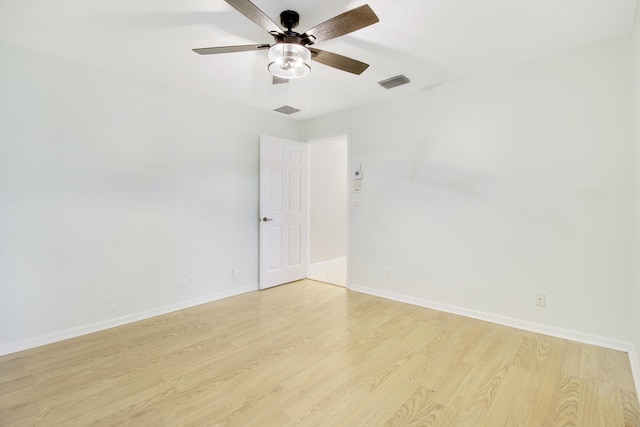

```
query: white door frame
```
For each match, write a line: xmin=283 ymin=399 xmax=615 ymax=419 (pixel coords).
xmin=305 ymin=132 xmax=351 ymax=289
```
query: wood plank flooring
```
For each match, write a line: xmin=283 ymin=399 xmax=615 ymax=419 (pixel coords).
xmin=1 ymin=279 xmax=639 ymax=426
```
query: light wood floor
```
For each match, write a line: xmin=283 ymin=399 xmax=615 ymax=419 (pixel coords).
xmin=2 ymin=280 xmax=639 ymax=426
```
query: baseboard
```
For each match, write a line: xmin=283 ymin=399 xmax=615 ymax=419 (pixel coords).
xmin=629 ymin=346 xmax=640 ymax=397
xmin=349 ymin=283 xmax=634 ymax=353
xmin=0 ymin=284 xmax=258 ymax=356
xmin=308 ymin=256 xmax=347 ymax=286
xmin=350 ymin=283 xmax=640 ymax=398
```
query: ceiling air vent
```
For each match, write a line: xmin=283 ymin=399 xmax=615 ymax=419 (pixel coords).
xmin=274 ymin=105 xmax=301 ymax=115
xmin=378 ymin=74 xmax=410 ymax=90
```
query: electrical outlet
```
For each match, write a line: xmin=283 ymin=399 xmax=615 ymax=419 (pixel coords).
xmin=384 ymin=268 xmax=390 ymax=279
xmin=536 ymin=293 xmax=546 ymax=307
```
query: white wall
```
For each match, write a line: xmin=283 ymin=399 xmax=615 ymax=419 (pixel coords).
xmin=0 ymin=41 xmax=301 ymax=353
xmin=1 ymin=34 xmax=636 ymax=354
xmin=305 ymin=36 xmax=634 ymax=341
xmin=632 ymin=6 xmax=640 ymax=362
xmin=307 ymin=135 xmax=348 ymax=286
xmin=308 ymin=136 xmax=348 ymax=264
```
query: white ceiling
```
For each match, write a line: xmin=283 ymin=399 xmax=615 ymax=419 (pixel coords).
xmin=0 ymin=0 xmax=637 ymax=120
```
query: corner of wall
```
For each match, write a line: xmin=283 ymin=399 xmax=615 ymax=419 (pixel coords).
xmin=633 ymin=0 xmax=640 ymax=373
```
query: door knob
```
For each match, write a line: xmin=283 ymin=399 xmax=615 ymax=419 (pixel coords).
xmin=262 ymin=217 xmax=273 ymax=222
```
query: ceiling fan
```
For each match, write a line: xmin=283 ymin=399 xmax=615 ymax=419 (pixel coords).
xmin=193 ymin=0 xmax=379 ymax=84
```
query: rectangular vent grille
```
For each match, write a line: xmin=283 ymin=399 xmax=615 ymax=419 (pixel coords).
xmin=378 ymin=75 xmax=410 ymax=90
xmin=274 ymin=105 xmax=301 ymax=115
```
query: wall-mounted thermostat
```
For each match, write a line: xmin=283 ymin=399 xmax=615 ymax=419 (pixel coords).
xmin=353 ymin=163 xmax=362 ymax=193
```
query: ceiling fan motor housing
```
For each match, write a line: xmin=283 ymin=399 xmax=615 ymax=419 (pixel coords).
xmin=280 ymin=10 xmax=300 ymax=30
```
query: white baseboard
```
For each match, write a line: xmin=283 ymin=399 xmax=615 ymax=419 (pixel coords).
xmin=5 ymin=281 xmax=640 ymax=399
xmin=629 ymin=346 xmax=640 ymax=398
xmin=350 ymin=283 xmax=640 ymax=399
xmin=349 ymin=283 xmax=634 ymax=353
xmin=309 ymin=256 xmax=347 ymax=286
xmin=0 ymin=284 xmax=258 ymax=356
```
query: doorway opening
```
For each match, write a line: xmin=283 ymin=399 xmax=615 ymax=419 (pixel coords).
xmin=307 ymin=134 xmax=349 ymax=287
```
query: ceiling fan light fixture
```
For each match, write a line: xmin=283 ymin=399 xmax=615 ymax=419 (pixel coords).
xmin=268 ymin=42 xmax=311 ymax=79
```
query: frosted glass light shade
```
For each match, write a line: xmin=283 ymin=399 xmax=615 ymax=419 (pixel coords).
xmin=268 ymin=43 xmax=311 ymax=79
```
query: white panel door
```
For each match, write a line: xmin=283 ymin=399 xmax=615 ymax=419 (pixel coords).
xmin=259 ymin=135 xmax=307 ymax=289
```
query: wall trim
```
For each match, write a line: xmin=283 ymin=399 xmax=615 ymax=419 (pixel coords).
xmin=308 ymin=256 xmax=347 ymax=285
xmin=0 ymin=284 xmax=258 ymax=357
xmin=4 ymin=281 xmax=639 ymax=397
xmin=350 ymin=283 xmax=640 ymax=397
xmin=629 ymin=346 xmax=640 ymax=398
xmin=349 ymin=283 xmax=634 ymax=352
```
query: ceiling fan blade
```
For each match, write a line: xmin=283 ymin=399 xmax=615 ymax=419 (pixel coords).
xmin=309 ymin=48 xmax=369 ymax=75
xmin=224 ymin=0 xmax=283 ymax=35
xmin=272 ymin=76 xmax=289 ymax=85
xmin=303 ymin=5 xmax=379 ymax=44
xmin=193 ymin=44 xmax=270 ymax=55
